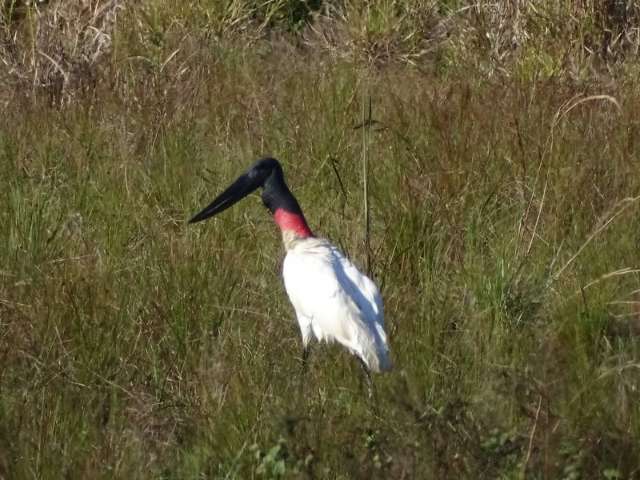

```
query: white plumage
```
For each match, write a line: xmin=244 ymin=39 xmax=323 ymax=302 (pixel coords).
xmin=282 ymin=236 xmax=392 ymax=373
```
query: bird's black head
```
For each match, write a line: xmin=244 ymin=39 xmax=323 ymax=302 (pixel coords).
xmin=189 ymin=157 xmax=290 ymax=223
xmin=249 ymin=157 xmax=282 ymax=185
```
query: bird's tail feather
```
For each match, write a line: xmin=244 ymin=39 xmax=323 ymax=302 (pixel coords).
xmin=351 ymin=327 xmax=392 ymax=373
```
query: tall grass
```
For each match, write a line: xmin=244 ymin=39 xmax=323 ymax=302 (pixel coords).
xmin=1 ymin=1 xmax=640 ymax=478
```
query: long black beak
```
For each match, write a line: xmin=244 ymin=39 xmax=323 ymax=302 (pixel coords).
xmin=189 ymin=170 xmax=263 ymax=223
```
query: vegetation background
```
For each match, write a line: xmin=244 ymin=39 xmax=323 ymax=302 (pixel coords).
xmin=1 ymin=0 xmax=640 ymax=478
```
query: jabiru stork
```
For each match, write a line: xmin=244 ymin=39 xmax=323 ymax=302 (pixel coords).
xmin=189 ymin=157 xmax=392 ymax=383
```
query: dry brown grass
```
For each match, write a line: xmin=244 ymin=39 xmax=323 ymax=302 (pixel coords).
xmin=1 ymin=0 xmax=122 ymax=105
xmin=2 ymin=1 xmax=639 ymax=107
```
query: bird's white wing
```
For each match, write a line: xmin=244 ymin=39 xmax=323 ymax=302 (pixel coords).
xmin=282 ymin=239 xmax=391 ymax=372
xmin=330 ymin=246 xmax=388 ymax=346
xmin=331 ymin=248 xmax=384 ymax=322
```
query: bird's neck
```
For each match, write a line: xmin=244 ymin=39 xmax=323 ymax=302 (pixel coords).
xmin=262 ymin=172 xmax=313 ymax=247
xmin=273 ymin=208 xmax=313 ymax=241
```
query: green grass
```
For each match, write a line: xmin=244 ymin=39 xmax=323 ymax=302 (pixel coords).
xmin=2 ymin=1 xmax=640 ymax=478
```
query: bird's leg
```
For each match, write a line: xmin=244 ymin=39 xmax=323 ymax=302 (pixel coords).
xmin=301 ymin=345 xmax=311 ymax=374
xmin=297 ymin=344 xmax=311 ymax=399
xmin=356 ymin=359 xmax=382 ymax=417
xmin=298 ymin=324 xmax=313 ymax=376
xmin=357 ymin=357 xmax=374 ymax=400
xmin=285 ymin=345 xmax=310 ymax=431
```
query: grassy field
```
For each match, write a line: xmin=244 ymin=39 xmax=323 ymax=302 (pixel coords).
xmin=1 ymin=1 xmax=640 ymax=478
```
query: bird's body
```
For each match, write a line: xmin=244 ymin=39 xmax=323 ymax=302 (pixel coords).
xmin=283 ymin=235 xmax=391 ymax=372
xmin=190 ymin=157 xmax=392 ymax=375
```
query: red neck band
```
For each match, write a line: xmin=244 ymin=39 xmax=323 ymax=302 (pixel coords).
xmin=273 ymin=208 xmax=313 ymax=238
